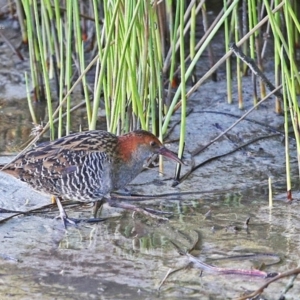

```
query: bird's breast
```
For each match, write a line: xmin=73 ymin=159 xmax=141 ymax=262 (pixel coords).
xmin=111 ymin=159 xmax=145 ymax=190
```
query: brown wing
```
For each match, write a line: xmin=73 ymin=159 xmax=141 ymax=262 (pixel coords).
xmin=1 ymin=130 xmax=117 ymax=184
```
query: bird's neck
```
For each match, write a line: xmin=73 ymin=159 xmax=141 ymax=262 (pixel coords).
xmin=116 ymin=135 xmax=139 ymax=162
xmin=112 ymin=136 xmax=150 ymax=190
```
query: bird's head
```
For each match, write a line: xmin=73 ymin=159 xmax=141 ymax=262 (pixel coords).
xmin=117 ymin=130 xmax=183 ymax=164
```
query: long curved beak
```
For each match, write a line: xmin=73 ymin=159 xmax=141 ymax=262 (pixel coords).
xmin=157 ymin=147 xmax=184 ymax=164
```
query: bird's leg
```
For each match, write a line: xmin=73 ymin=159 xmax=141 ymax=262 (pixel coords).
xmin=55 ymin=197 xmax=76 ymax=228
xmin=55 ymin=197 xmax=106 ymax=228
xmin=51 ymin=195 xmax=56 ymax=204
xmin=92 ymin=198 xmax=105 ymax=218
xmin=107 ymin=197 xmax=171 ymax=221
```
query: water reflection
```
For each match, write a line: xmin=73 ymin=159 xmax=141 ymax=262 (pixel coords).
xmin=0 ymin=187 xmax=299 ymax=298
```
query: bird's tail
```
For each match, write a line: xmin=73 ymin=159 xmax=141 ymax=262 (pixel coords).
xmin=0 ymin=163 xmax=10 ymax=171
xmin=0 ymin=164 xmax=18 ymax=177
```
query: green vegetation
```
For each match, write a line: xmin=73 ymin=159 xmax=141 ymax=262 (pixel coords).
xmin=17 ymin=0 xmax=300 ymax=188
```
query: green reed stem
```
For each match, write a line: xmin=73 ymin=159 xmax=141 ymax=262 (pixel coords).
xmin=58 ymin=20 xmax=64 ymax=138
xmin=25 ymin=72 xmax=37 ymax=125
xmin=53 ymin=0 xmax=61 ymax=67
xmin=190 ymin=1 xmax=196 ymax=60
xmin=65 ymin=0 xmax=73 ymax=135
xmin=284 ymin=1 xmax=300 ymax=183
xmin=21 ymin=0 xmax=39 ymax=103
xmin=178 ymin=0 xmax=187 ymax=163
xmin=166 ymin=1 xmax=180 ymax=108
xmin=224 ymin=0 xmax=232 ymax=104
xmin=281 ymin=60 xmax=291 ymax=195
xmin=32 ymin=0 xmax=54 ymax=139
xmin=274 ymin=0 xmax=281 ymax=113
xmin=92 ymin=0 xmax=106 ymax=130
xmin=80 ymin=42 xmax=91 ymax=126
xmin=248 ymin=0 xmax=258 ymax=105
xmin=263 ymin=0 xmax=288 ymax=55
xmin=234 ymin=5 xmax=243 ymax=109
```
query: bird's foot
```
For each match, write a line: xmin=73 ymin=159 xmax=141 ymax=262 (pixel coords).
xmin=55 ymin=198 xmax=106 ymax=228
xmin=107 ymin=199 xmax=171 ymax=221
xmin=92 ymin=199 xmax=105 ymax=218
xmin=63 ymin=217 xmax=107 ymax=225
xmin=55 ymin=197 xmax=76 ymax=228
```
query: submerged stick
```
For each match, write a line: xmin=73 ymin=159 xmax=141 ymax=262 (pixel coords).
xmin=235 ymin=267 xmax=300 ymax=300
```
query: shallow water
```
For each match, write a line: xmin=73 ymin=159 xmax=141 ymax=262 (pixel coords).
xmin=1 ymin=171 xmax=300 ymax=300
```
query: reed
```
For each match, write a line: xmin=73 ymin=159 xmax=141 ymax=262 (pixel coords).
xmin=223 ymin=0 xmax=232 ymax=104
xmin=17 ymin=1 xmax=300 ymax=189
xmin=263 ymin=0 xmax=300 ymax=195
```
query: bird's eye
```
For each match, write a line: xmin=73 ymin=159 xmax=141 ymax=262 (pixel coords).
xmin=150 ymin=141 xmax=157 ymax=147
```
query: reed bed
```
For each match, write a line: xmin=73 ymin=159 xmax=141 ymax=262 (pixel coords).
xmin=14 ymin=0 xmax=300 ymax=188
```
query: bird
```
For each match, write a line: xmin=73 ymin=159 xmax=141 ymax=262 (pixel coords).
xmin=0 ymin=130 xmax=183 ymax=226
